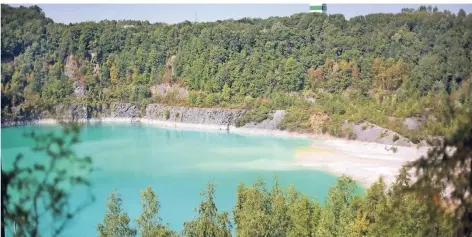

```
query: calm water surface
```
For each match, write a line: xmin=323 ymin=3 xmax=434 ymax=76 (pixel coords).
xmin=2 ymin=123 xmax=345 ymax=236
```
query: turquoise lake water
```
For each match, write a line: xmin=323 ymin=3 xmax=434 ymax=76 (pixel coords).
xmin=1 ymin=123 xmax=344 ymax=236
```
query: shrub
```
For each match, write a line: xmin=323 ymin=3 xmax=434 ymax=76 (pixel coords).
xmin=391 ymin=146 xmax=398 ymax=153
xmin=204 ymin=93 xmax=220 ymax=107
xmin=163 ymin=109 xmax=170 ymax=120
xmin=385 ymin=146 xmax=399 ymax=153
xmin=347 ymin=129 xmax=357 ymax=140
xmin=278 ymin=107 xmax=312 ymax=132
xmin=379 ymin=130 xmax=389 ymax=139
xmin=187 ymin=91 xmax=205 ymax=107
xmin=321 ymin=125 xmax=328 ymax=134
xmin=236 ymin=102 xmax=271 ymax=127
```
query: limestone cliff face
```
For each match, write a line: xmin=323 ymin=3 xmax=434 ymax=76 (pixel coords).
xmin=1 ymin=103 xmax=88 ymax=127
xmin=144 ymin=104 xmax=243 ymax=126
xmin=109 ymin=103 xmax=141 ymax=118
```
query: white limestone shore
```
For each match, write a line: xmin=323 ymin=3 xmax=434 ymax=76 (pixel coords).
xmin=8 ymin=118 xmax=429 ymax=187
xmin=24 ymin=118 xmax=316 ymax=139
xmin=294 ymin=140 xmax=428 ymax=187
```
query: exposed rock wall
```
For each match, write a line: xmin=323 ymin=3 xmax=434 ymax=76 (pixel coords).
xmin=342 ymin=121 xmax=413 ymax=146
xmin=1 ymin=103 xmax=88 ymax=127
xmin=50 ymin=103 xmax=88 ymax=120
xmin=242 ymin=110 xmax=286 ymax=130
xmin=110 ymin=103 xmax=141 ymax=118
xmin=144 ymin=104 xmax=243 ymax=126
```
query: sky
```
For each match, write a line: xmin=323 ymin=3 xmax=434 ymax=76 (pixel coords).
xmin=11 ymin=4 xmax=472 ymax=24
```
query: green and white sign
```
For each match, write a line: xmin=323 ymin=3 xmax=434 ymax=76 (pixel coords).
xmin=309 ymin=3 xmax=327 ymax=13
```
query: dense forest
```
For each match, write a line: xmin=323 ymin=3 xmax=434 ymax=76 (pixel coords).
xmin=1 ymin=4 xmax=472 ymax=140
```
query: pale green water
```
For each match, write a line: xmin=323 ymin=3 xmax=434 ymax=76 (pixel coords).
xmin=1 ymin=123 xmax=344 ymax=236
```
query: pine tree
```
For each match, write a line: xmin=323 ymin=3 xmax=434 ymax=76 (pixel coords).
xmin=135 ymin=186 xmax=177 ymax=237
xmin=97 ymin=189 xmax=137 ymax=237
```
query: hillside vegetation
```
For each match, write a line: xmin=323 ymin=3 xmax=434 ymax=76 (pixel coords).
xmin=1 ymin=4 xmax=472 ymax=141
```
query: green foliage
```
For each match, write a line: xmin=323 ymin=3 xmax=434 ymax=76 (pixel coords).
xmin=163 ymin=109 xmax=170 ymax=120
xmin=182 ymin=182 xmax=232 ymax=237
xmin=278 ymin=57 xmax=304 ymax=92
xmin=1 ymin=123 xmax=94 ymax=237
xmin=97 ymin=189 xmax=137 ymax=237
xmin=187 ymin=91 xmax=206 ymax=107
xmin=41 ymin=77 xmax=74 ymax=106
xmin=135 ymin=186 xmax=177 ymax=237
xmin=278 ymin=107 xmax=312 ymax=132
xmin=96 ymin=167 xmax=456 ymax=237
xmin=406 ymin=94 xmax=472 ymax=236
xmin=317 ymin=176 xmax=359 ymax=237
xmin=360 ymin=169 xmax=453 ymax=237
xmin=221 ymin=84 xmax=231 ymax=102
xmin=391 ymin=146 xmax=398 ymax=153
xmin=232 ymin=179 xmax=271 ymax=237
xmin=235 ymin=101 xmax=272 ymax=127
xmin=204 ymin=93 xmax=220 ymax=107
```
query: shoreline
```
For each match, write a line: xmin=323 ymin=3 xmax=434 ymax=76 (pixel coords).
xmin=3 ymin=117 xmax=421 ymax=145
xmin=2 ymin=117 xmax=318 ymax=139
xmin=3 ymin=118 xmax=429 ymax=187
xmin=294 ymin=141 xmax=428 ymax=187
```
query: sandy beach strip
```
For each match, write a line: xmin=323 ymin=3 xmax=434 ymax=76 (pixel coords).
xmin=295 ymin=140 xmax=429 ymax=187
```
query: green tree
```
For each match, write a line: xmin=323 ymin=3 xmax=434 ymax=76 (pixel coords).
xmin=183 ymin=182 xmax=231 ymax=237
xmin=316 ymin=176 xmax=359 ymax=237
xmin=279 ymin=57 xmax=304 ymax=92
xmin=221 ymin=83 xmax=231 ymax=102
xmin=286 ymin=185 xmax=316 ymax=237
xmin=232 ymin=179 xmax=270 ymax=237
xmin=409 ymin=54 xmax=442 ymax=95
xmin=97 ymin=189 xmax=137 ymax=237
xmin=267 ymin=176 xmax=290 ymax=237
xmin=135 ymin=186 xmax=176 ymax=237
xmin=407 ymin=94 xmax=472 ymax=236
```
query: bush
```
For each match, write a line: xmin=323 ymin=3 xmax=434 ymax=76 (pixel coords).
xmin=379 ymin=130 xmax=388 ymax=139
xmin=278 ymin=107 xmax=312 ymax=132
xmin=163 ymin=109 xmax=170 ymax=120
xmin=391 ymin=146 xmax=398 ymax=153
xmin=157 ymin=91 xmax=181 ymax=105
xmin=204 ymin=93 xmax=220 ymax=107
xmin=236 ymin=101 xmax=271 ymax=127
xmin=345 ymin=127 xmax=357 ymax=140
xmin=385 ymin=145 xmax=399 ymax=153
xmin=187 ymin=91 xmax=205 ymax=107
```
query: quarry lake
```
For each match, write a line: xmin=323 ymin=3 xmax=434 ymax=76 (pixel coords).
xmin=2 ymin=123 xmax=345 ymax=236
